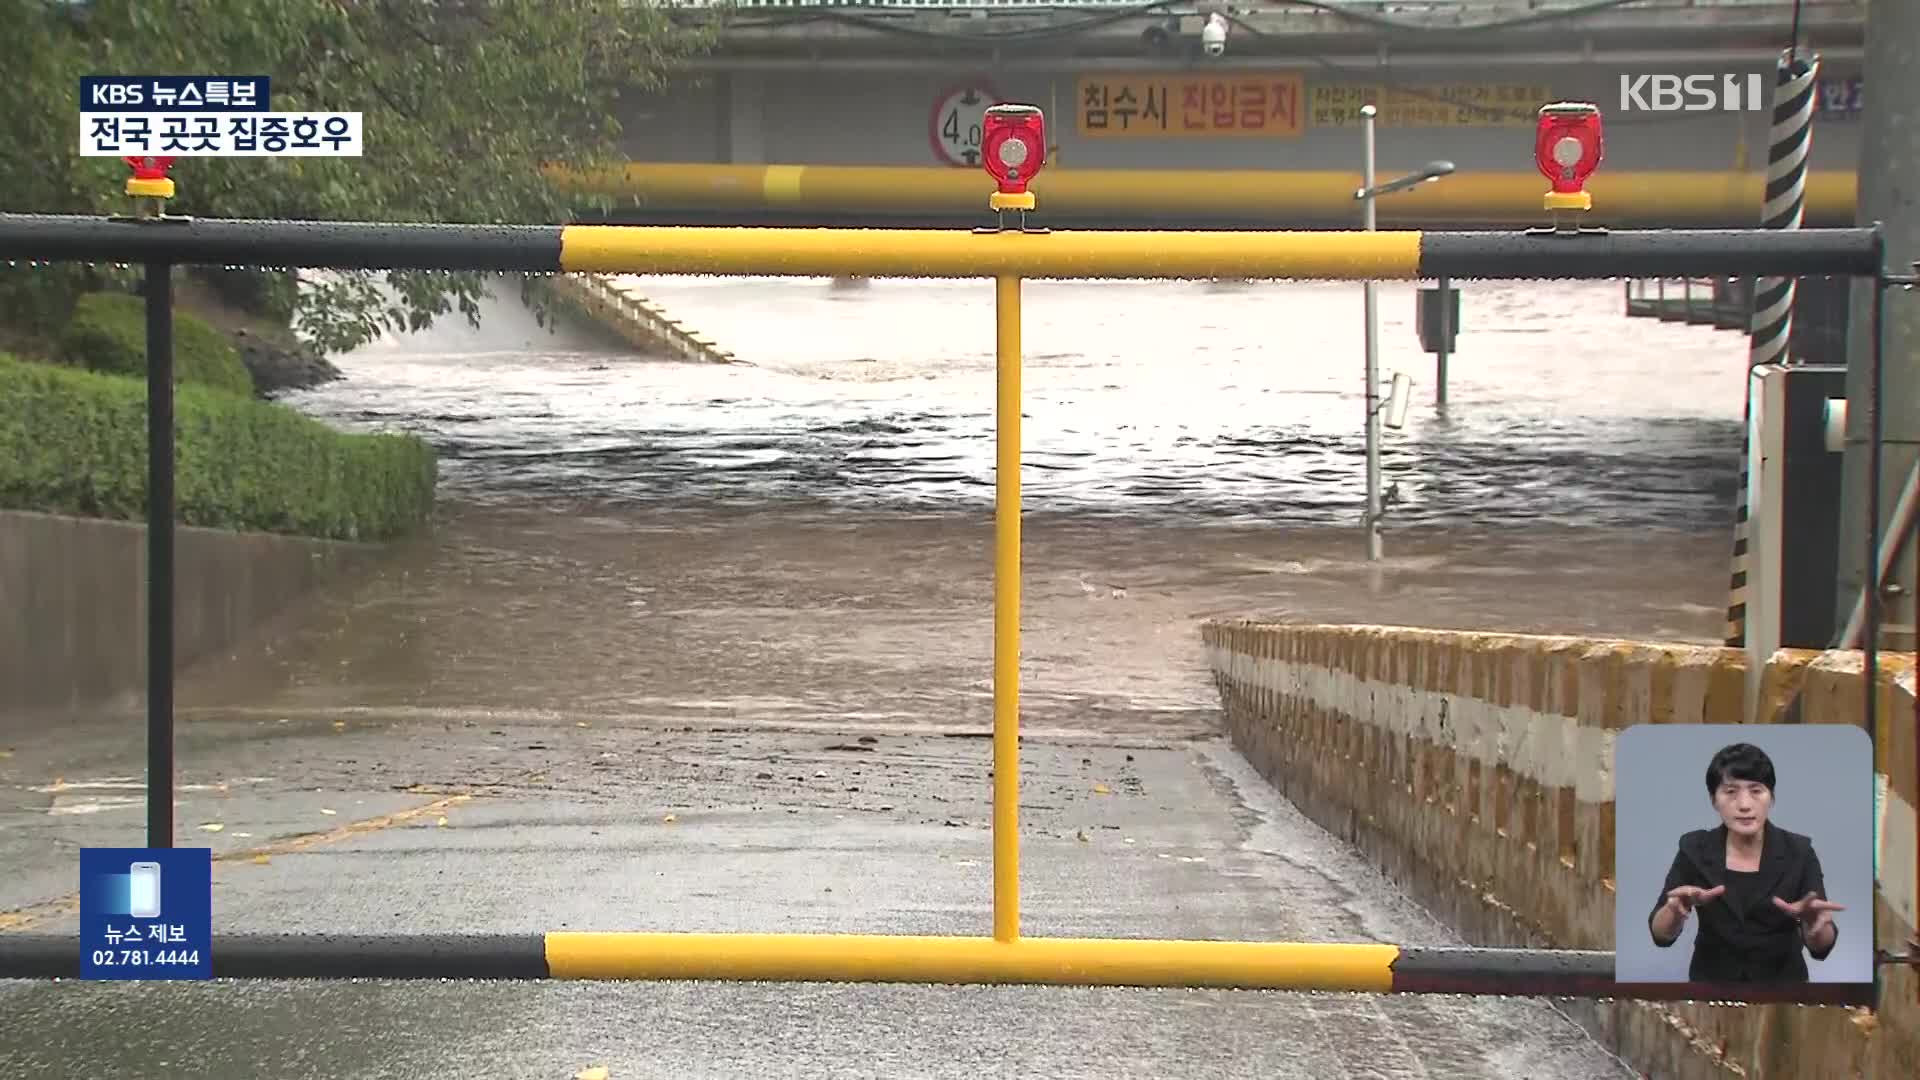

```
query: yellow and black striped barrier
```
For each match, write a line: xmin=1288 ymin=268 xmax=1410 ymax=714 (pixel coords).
xmin=543 ymin=163 xmax=1864 ymax=230
xmin=0 ymin=212 xmax=1896 ymax=1003
xmin=0 ymin=214 xmax=1886 ymax=282
xmin=0 ymin=931 xmax=1879 ymax=1002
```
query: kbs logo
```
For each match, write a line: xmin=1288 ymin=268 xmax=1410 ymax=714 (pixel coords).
xmin=88 ymin=83 xmax=146 ymax=107
xmin=1619 ymin=74 xmax=1767 ymax=112
xmin=79 ymin=76 xmax=270 ymax=112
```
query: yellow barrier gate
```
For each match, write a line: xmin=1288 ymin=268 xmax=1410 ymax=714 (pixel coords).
xmin=0 ymin=105 xmax=1909 ymax=1004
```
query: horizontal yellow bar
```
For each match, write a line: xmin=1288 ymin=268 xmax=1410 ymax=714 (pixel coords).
xmin=543 ymin=932 xmax=1401 ymax=991
xmin=547 ymin=163 xmax=1858 ymax=224
xmin=558 ymin=226 xmax=1421 ymax=279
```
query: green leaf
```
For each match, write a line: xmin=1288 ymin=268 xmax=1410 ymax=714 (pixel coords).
xmin=1 ymin=0 xmax=718 ymax=353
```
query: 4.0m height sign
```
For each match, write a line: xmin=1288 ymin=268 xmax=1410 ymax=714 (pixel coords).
xmin=930 ymin=81 xmax=1004 ymax=167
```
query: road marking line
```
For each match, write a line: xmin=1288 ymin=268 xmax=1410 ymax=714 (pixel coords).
xmin=0 ymin=793 xmax=474 ymax=934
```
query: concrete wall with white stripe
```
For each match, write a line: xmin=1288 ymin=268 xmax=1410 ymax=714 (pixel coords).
xmin=1201 ymin=620 xmax=1918 ymax=1080
xmin=620 ymin=60 xmax=1866 ymax=175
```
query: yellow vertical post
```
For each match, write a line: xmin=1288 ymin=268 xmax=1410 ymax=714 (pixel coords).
xmin=992 ymin=272 xmax=1022 ymax=943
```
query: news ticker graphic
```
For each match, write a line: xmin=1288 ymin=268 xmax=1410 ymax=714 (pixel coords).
xmin=79 ymin=75 xmax=361 ymax=158
xmin=79 ymin=848 xmax=212 ymax=980
xmin=82 ymin=114 xmax=362 ymax=157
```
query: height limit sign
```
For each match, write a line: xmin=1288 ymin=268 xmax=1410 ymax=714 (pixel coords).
xmin=930 ymin=81 xmax=1004 ymax=167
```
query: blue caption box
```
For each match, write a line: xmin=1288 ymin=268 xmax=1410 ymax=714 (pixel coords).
xmin=79 ymin=76 xmax=270 ymax=113
xmin=79 ymin=848 xmax=212 ymax=980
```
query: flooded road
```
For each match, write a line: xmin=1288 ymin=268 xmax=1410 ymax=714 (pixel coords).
xmin=300 ymin=275 xmax=1748 ymax=529
xmin=180 ymin=274 xmax=1746 ymax=727
xmin=0 ymin=274 xmax=1748 ymax=1078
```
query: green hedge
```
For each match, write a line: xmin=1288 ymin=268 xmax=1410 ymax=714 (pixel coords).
xmin=0 ymin=354 xmax=436 ymax=541
xmin=57 ymin=291 xmax=255 ymax=398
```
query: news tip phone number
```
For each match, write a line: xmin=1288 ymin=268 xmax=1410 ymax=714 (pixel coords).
xmin=90 ymin=949 xmax=202 ymax=967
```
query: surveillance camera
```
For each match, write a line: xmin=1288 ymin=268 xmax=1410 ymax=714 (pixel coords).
xmin=1201 ymin=12 xmax=1227 ymax=57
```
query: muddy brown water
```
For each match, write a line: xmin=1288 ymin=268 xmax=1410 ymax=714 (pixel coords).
xmin=196 ymin=273 xmax=1744 ymax=725
xmin=177 ymin=506 xmax=1729 ymax=732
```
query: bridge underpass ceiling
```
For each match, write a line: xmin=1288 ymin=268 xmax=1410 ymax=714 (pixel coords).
xmin=679 ymin=0 xmax=1866 ymax=65
xmin=617 ymin=60 xmax=1865 ymax=176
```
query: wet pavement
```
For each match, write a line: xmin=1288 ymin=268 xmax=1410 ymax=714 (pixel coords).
xmin=0 ymin=705 xmax=1641 ymax=1079
xmin=0 ymin=274 xmax=1749 ymax=1077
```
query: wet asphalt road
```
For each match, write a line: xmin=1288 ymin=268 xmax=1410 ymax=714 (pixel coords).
xmin=0 ymin=707 xmax=1636 ymax=1079
xmin=0 ymin=503 xmax=1723 ymax=1079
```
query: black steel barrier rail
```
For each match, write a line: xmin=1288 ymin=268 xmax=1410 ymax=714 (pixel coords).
xmin=0 ymin=213 xmax=1887 ymax=280
xmin=0 ymin=933 xmax=1878 ymax=1004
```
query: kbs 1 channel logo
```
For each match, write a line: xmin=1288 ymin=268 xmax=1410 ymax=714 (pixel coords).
xmin=78 ymin=75 xmax=362 ymax=158
xmin=1617 ymin=74 xmax=1768 ymax=113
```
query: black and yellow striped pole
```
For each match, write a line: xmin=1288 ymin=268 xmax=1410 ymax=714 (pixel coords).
xmin=0 ymin=930 xmax=1881 ymax=1003
xmin=1726 ymin=48 xmax=1823 ymax=650
xmin=0 ymin=216 xmax=1885 ymax=281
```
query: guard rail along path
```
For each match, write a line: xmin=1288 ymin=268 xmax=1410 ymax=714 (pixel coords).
xmin=544 ymin=271 xmax=738 ymax=364
xmin=0 ymin=101 xmax=1911 ymax=1080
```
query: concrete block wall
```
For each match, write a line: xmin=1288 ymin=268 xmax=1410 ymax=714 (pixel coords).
xmin=1201 ymin=621 xmax=1917 ymax=1080
xmin=0 ymin=510 xmax=375 ymax=717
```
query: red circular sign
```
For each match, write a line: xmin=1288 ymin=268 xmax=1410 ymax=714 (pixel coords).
xmin=929 ymin=81 xmax=1004 ymax=168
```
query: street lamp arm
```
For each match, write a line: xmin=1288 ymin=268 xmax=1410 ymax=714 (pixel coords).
xmin=1354 ymin=160 xmax=1457 ymax=201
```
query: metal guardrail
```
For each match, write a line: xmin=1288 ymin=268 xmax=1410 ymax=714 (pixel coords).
xmin=545 ymin=272 xmax=738 ymax=364
xmin=550 ymin=165 xmax=1864 ymax=231
xmin=0 ymin=216 xmax=1882 ymax=278
xmin=1624 ymin=275 xmax=1754 ymax=330
xmin=0 ymin=932 xmax=1882 ymax=1002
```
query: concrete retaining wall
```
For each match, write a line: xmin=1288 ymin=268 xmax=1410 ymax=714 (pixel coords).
xmin=1201 ymin=621 xmax=1918 ymax=1080
xmin=0 ymin=510 xmax=374 ymax=717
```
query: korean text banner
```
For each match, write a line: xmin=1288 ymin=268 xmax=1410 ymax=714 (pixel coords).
xmin=1307 ymin=83 xmax=1553 ymax=127
xmin=1077 ymin=74 xmax=1305 ymax=137
xmin=80 ymin=113 xmax=365 ymax=157
xmin=79 ymin=76 xmax=271 ymax=112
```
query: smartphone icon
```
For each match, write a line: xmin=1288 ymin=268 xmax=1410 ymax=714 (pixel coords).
xmin=128 ymin=862 xmax=162 ymax=919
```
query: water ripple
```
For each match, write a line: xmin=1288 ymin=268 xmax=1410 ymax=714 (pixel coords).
xmin=288 ymin=276 xmax=1752 ymax=530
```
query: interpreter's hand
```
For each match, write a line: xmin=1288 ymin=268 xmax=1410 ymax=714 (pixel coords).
xmin=1662 ymin=884 xmax=1725 ymax=920
xmin=1772 ymin=891 xmax=1844 ymax=934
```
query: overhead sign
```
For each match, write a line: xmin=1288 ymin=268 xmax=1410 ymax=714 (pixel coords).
xmin=1076 ymin=74 xmax=1304 ymax=137
xmin=1309 ymin=83 xmax=1552 ymax=127
xmin=930 ymin=81 xmax=1003 ymax=167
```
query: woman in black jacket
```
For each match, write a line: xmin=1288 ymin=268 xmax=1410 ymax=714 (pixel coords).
xmin=1647 ymin=742 xmax=1843 ymax=982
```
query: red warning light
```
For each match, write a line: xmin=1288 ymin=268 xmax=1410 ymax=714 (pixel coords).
xmin=124 ymin=156 xmax=175 ymax=180
xmin=1534 ymin=103 xmax=1603 ymax=194
xmin=981 ymin=104 xmax=1046 ymax=195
